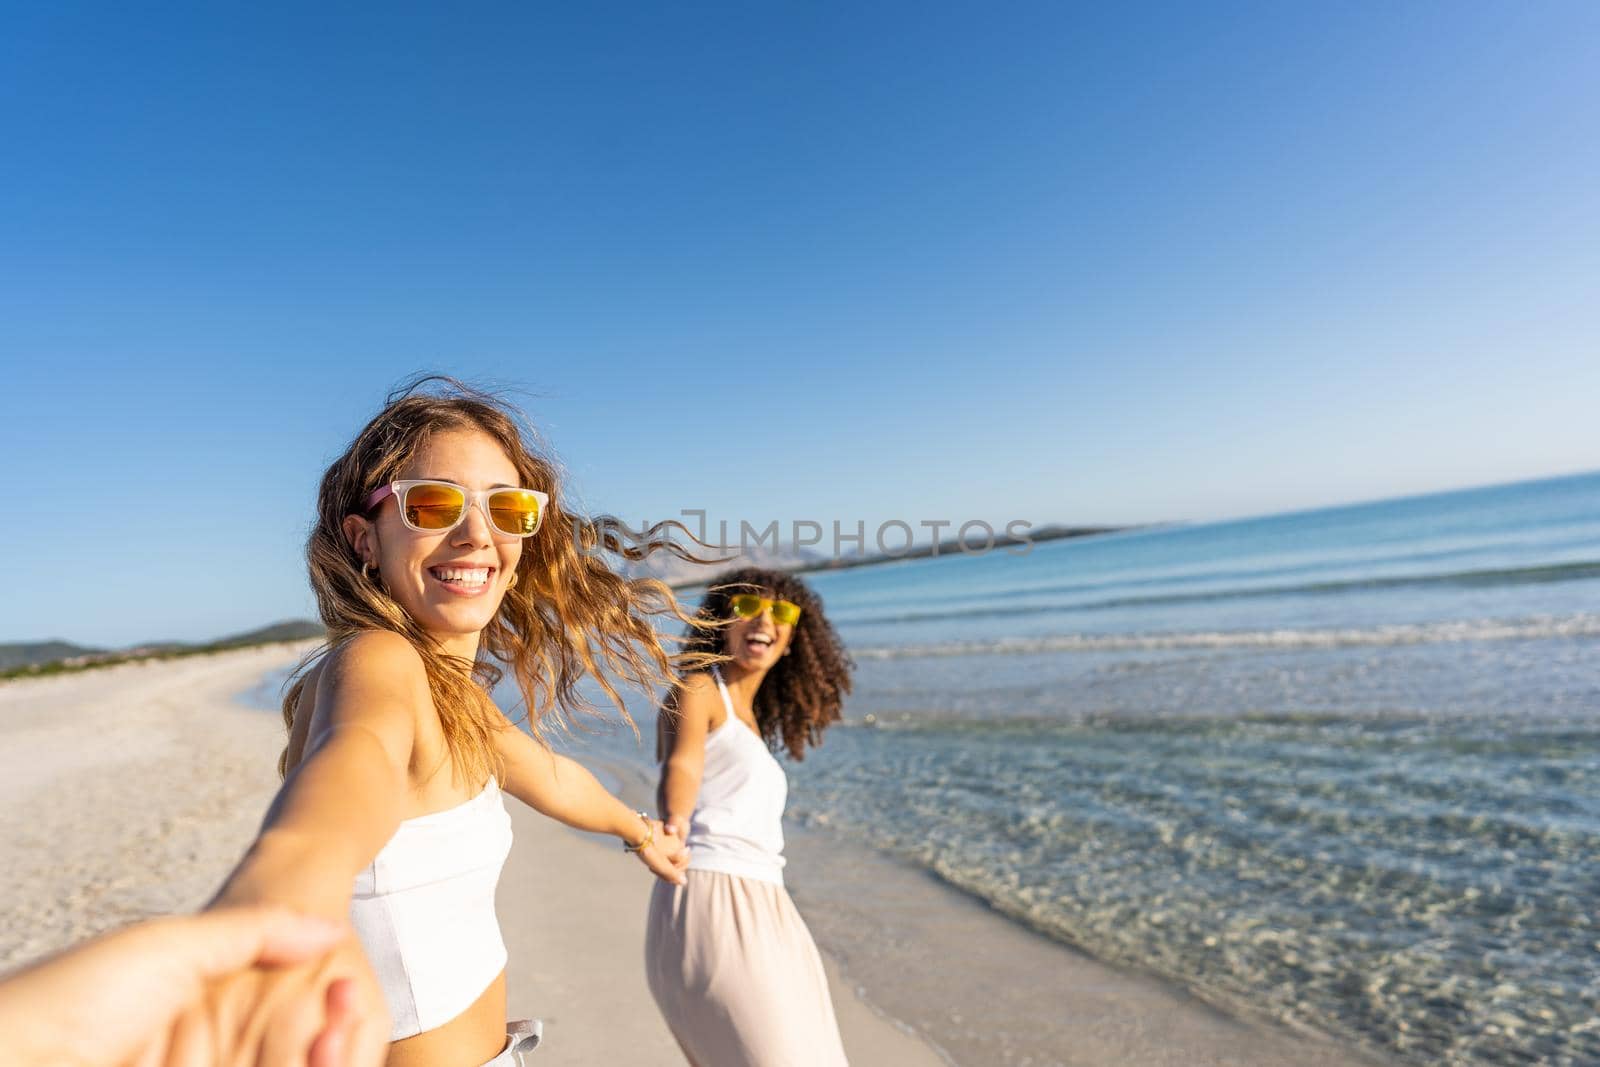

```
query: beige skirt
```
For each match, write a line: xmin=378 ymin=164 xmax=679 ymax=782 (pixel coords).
xmin=646 ymin=869 xmax=849 ymax=1067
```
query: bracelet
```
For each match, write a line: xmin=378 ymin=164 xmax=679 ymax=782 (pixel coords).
xmin=623 ymin=810 xmax=654 ymax=853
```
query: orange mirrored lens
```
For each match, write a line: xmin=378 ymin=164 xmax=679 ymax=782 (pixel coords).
xmin=403 ymin=483 xmax=467 ymax=530
xmin=489 ymin=489 xmax=542 ymax=536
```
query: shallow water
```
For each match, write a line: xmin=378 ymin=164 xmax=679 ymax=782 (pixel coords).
xmin=783 ymin=708 xmax=1599 ymax=1065
xmin=664 ymin=472 xmax=1600 ymax=1065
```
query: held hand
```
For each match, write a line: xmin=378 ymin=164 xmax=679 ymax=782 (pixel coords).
xmin=186 ymin=924 xmax=390 ymax=1067
xmin=631 ymin=817 xmax=690 ymax=885
xmin=0 ymin=907 xmax=383 ymax=1067
xmin=655 ymin=820 xmax=690 ymax=869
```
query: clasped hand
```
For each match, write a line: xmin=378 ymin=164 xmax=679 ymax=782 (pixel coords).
xmin=632 ymin=817 xmax=691 ymax=885
xmin=0 ymin=906 xmax=389 ymax=1067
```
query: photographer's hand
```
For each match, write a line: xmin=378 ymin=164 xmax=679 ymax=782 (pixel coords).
xmin=0 ymin=906 xmax=380 ymax=1067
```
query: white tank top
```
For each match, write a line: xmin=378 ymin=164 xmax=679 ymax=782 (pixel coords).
xmin=348 ymin=777 xmax=514 ymax=1040
xmin=685 ymin=667 xmax=789 ymax=886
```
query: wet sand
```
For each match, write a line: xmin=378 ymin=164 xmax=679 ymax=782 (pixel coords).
xmin=785 ymin=828 xmax=1388 ymax=1067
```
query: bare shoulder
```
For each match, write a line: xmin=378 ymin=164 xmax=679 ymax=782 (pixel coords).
xmin=673 ymin=670 xmax=722 ymax=729
xmin=328 ymin=629 xmax=427 ymax=675
xmin=321 ymin=630 xmax=429 ymax=700
xmin=310 ymin=630 xmax=432 ymax=741
xmin=678 ymin=670 xmax=717 ymax=694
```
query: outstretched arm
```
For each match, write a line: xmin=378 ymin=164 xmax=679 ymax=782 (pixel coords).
xmin=494 ymin=720 xmax=688 ymax=885
xmin=190 ymin=630 xmax=429 ymax=1064
xmin=212 ymin=631 xmax=421 ymax=918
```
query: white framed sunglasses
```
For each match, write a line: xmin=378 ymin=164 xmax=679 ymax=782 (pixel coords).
xmin=364 ymin=479 xmax=549 ymax=538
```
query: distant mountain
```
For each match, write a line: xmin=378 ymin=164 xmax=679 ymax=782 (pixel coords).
xmin=0 ymin=640 xmax=105 ymax=672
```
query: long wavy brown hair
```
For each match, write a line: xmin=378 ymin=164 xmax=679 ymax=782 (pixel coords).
xmin=670 ymin=567 xmax=853 ymax=760
xmin=280 ymin=375 xmax=720 ymax=787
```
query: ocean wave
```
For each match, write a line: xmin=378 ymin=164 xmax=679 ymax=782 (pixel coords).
xmin=841 ymin=559 xmax=1600 ymax=627
xmin=870 ymin=534 xmax=1600 ymax=616
xmin=852 ymin=613 xmax=1600 ymax=659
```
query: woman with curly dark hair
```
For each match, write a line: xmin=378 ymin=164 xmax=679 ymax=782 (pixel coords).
xmin=645 ymin=567 xmax=855 ymax=1066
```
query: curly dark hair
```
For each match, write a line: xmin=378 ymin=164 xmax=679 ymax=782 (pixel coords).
xmin=670 ymin=567 xmax=854 ymax=761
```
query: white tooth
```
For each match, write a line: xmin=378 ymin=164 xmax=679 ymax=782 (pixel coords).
xmin=428 ymin=565 xmax=493 ymax=588
xmin=436 ymin=568 xmax=489 ymax=582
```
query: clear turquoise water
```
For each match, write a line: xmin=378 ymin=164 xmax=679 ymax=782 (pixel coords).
xmin=630 ymin=472 xmax=1600 ymax=1065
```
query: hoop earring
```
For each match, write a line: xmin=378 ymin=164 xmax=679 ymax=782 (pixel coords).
xmin=361 ymin=561 xmax=375 ymax=583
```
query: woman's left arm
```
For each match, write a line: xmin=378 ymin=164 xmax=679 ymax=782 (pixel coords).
xmin=493 ymin=725 xmax=688 ymax=885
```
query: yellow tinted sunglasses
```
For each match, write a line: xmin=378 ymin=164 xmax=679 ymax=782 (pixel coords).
xmin=729 ymin=593 xmax=802 ymax=626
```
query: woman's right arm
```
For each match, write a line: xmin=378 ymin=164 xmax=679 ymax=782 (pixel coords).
xmin=657 ymin=672 xmax=717 ymax=838
xmin=176 ymin=631 xmax=424 ymax=1065
xmin=211 ymin=630 xmax=422 ymax=917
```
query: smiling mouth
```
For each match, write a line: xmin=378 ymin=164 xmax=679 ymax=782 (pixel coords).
xmin=429 ymin=565 xmax=495 ymax=590
xmin=745 ymin=635 xmax=774 ymax=652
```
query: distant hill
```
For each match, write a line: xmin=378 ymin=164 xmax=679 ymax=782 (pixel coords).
xmin=0 ymin=619 xmax=325 ymax=679
xmin=212 ymin=620 xmax=326 ymax=647
xmin=0 ymin=640 xmax=105 ymax=672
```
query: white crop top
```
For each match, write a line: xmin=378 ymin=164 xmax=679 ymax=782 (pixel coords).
xmin=348 ymin=777 xmax=514 ymax=1040
xmin=685 ymin=667 xmax=789 ymax=886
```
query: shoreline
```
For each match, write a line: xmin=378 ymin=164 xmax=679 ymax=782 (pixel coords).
xmin=785 ymin=826 xmax=1390 ymax=1067
xmin=577 ymin=743 xmax=1388 ymax=1067
xmin=0 ymin=644 xmax=1396 ymax=1066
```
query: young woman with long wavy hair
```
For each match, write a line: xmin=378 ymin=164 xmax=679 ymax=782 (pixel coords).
xmin=203 ymin=377 xmax=713 ymax=1067
xmin=646 ymin=567 xmax=855 ymax=1066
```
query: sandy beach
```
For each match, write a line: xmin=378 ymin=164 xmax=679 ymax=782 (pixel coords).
xmin=0 ymin=643 xmax=943 ymax=1065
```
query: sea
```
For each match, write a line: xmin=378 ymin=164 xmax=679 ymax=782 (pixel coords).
xmin=245 ymin=470 xmax=1600 ymax=1065
xmin=549 ymin=470 xmax=1600 ymax=1067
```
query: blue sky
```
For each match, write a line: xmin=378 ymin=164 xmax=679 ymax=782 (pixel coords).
xmin=3 ymin=2 xmax=1597 ymax=645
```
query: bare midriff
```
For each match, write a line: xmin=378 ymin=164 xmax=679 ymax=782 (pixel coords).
xmin=386 ymin=970 xmax=508 ymax=1067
